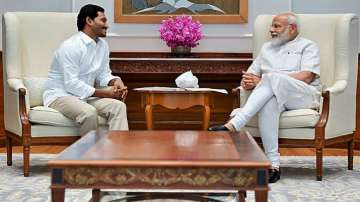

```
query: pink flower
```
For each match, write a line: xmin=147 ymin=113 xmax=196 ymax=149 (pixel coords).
xmin=159 ymin=15 xmax=204 ymax=48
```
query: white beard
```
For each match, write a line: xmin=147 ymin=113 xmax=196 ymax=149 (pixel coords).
xmin=271 ymin=29 xmax=290 ymax=47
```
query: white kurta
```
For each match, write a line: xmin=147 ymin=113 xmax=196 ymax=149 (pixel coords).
xmin=248 ymin=37 xmax=321 ymax=87
xmin=248 ymin=37 xmax=321 ymax=109
xmin=43 ymin=31 xmax=119 ymax=107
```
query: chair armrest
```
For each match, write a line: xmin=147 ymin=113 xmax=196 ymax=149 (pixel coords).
xmin=18 ymin=88 xmax=31 ymax=142
xmin=232 ymin=86 xmax=253 ymax=109
xmin=314 ymin=91 xmax=330 ymax=146
xmin=7 ymin=78 xmax=30 ymax=112
xmin=18 ymin=88 xmax=30 ymax=126
xmin=231 ymin=86 xmax=241 ymax=108
xmin=232 ymin=86 xmax=247 ymax=109
xmin=8 ymin=78 xmax=27 ymax=92
xmin=323 ymin=79 xmax=355 ymax=139
xmin=324 ymin=80 xmax=347 ymax=94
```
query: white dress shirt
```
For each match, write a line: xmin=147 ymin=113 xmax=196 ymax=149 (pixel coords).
xmin=43 ymin=32 xmax=119 ymax=107
xmin=248 ymin=37 xmax=321 ymax=88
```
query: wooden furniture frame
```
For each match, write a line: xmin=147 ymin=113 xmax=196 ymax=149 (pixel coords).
xmin=48 ymin=130 xmax=271 ymax=202
xmin=233 ymin=89 xmax=355 ymax=181
xmin=135 ymin=89 xmax=214 ymax=130
xmin=6 ymin=89 xmax=80 ymax=177
xmin=114 ymin=0 xmax=248 ymax=24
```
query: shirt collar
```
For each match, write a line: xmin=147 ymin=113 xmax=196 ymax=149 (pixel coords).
xmin=285 ymin=36 xmax=300 ymax=45
xmin=79 ymin=31 xmax=96 ymax=45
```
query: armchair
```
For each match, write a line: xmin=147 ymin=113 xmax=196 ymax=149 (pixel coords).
xmin=234 ymin=14 xmax=359 ymax=180
xmin=2 ymin=12 xmax=108 ymax=176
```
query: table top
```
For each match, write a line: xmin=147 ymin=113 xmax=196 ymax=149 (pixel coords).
xmin=133 ymin=87 xmax=228 ymax=94
xmin=48 ymin=130 xmax=270 ymax=168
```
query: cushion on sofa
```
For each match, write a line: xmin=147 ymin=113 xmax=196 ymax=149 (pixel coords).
xmin=29 ymin=106 xmax=107 ymax=127
xmin=23 ymin=77 xmax=47 ymax=107
xmin=246 ymin=108 xmax=320 ymax=129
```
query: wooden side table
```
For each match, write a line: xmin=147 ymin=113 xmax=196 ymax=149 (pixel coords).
xmin=134 ymin=88 xmax=214 ymax=130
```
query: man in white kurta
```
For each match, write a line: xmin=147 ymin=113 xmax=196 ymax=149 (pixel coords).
xmin=43 ymin=4 xmax=128 ymax=135
xmin=209 ymin=13 xmax=321 ymax=183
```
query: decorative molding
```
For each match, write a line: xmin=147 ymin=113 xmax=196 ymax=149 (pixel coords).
xmin=63 ymin=167 xmax=257 ymax=187
xmin=111 ymin=60 xmax=250 ymax=74
xmin=109 ymin=52 xmax=252 ymax=74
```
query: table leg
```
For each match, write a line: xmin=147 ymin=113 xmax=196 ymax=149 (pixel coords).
xmin=202 ymin=105 xmax=210 ymax=130
xmin=255 ymin=190 xmax=268 ymax=202
xmin=51 ymin=187 xmax=65 ymax=202
xmin=91 ymin=189 xmax=101 ymax=202
xmin=145 ymin=105 xmax=153 ymax=130
xmin=237 ymin=191 xmax=246 ymax=202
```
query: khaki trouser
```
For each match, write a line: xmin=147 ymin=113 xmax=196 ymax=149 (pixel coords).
xmin=50 ymin=96 xmax=128 ymax=136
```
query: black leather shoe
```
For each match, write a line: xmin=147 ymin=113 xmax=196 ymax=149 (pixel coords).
xmin=269 ymin=168 xmax=281 ymax=183
xmin=208 ymin=125 xmax=229 ymax=131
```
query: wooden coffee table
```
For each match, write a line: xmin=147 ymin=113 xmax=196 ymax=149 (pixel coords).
xmin=48 ymin=130 xmax=271 ymax=202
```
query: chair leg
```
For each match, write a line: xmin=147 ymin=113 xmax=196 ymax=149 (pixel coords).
xmin=316 ymin=148 xmax=323 ymax=181
xmin=347 ymin=139 xmax=354 ymax=170
xmin=23 ymin=145 xmax=30 ymax=177
xmin=6 ymin=136 xmax=13 ymax=166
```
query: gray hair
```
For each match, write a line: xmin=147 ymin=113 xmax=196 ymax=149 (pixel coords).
xmin=286 ymin=12 xmax=300 ymax=32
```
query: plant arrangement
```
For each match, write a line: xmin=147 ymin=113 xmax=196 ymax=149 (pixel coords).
xmin=159 ymin=15 xmax=204 ymax=49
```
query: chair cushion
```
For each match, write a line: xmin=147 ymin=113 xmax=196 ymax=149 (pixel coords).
xmin=23 ymin=77 xmax=47 ymax=107
xmin=29 ymin=106 xmax=107 ymax=127
xmin=246 ymin=108 xmax=320 ymax=129
xmin=244 ymin=127 xmax=316 ymax=140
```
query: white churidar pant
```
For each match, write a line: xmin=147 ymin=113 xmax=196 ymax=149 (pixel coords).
xmin=229 ymin=73 xmax=320 ymax=167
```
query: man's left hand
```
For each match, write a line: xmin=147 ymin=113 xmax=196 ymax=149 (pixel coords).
xmin=112 ymin=79 xmax=128 ymax=100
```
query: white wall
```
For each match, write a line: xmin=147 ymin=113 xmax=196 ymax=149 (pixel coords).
xmin=0 ymin=0 xmax=72 ymax=50
xmin=73 ymin=0 xmax=289 ymax=52
xmin=1 ymin=0 xmax=360 ymax=52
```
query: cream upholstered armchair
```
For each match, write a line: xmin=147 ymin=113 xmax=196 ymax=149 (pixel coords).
xmin=234 ymin=14 xmax=359 ymax=180
xmin=2 ymin=12 xmax=108 ymax=176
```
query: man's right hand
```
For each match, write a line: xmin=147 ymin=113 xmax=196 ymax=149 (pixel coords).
xmin=241 ymin=71 xmax=261 ymax=90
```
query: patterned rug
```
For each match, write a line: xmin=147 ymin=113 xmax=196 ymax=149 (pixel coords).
xmin=0 ymin=154 xmax=359 ymax=202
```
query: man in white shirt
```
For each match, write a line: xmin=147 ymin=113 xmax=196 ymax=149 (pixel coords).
xmin=209 ymin=12 xmax=321 ymax=183
xmin=43 ymin=4 xmax=128 ymax=135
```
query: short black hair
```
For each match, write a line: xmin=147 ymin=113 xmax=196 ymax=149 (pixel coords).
xmin=77 ymin=4 xmax=105 ymax=31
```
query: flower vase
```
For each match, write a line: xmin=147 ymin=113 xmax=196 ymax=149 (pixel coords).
xmin=171 ymin=46 xmax=191 ymax=57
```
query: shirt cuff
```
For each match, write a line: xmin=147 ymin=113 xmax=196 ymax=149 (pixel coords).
xmin=80 ymin=86 xmax=96 ymax=99
xmin=100 ymin=75 xmax=120 ymax=87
